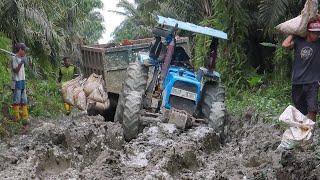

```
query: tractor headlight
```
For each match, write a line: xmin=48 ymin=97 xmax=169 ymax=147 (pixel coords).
xmin=171 ymin=87 xmax=197 ymax=101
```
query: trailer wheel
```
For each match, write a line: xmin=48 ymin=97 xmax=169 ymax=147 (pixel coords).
xmin=199 ymin=82 xmax=226 ymax=135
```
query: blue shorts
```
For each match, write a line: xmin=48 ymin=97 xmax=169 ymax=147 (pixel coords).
xmin=13 ymin=89 xmax=27 ymax=105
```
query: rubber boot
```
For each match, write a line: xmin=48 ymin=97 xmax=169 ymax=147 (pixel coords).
xmin=12 ymin=104 xmax=20 ymax=121
xmin=64 ymin=103 xmax=71 ymax=116
xmin=21 ymin=104 xmax=29 ymax=125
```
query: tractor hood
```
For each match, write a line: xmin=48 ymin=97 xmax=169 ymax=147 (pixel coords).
xmin=156 ymin=15 xmax=228 ymax=40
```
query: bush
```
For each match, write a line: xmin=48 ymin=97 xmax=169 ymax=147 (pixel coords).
xmin=226 ymin=81 xmax=292 ymax=120
xmin=27 ymin=79 xmax=63 ymax=117
xmin=0 ymin=33 xmax=63 ymax=139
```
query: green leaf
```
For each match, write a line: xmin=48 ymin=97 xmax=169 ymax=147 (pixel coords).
xmin=260 ymin=42 xmax=279 ymax=48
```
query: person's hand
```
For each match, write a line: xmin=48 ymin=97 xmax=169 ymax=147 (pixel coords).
xmin=20 ymin=59 xmax=25 ymax=64
xmin=19 ymin=56 xmax=27 ymax=64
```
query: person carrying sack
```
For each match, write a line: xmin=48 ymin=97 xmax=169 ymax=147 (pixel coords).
xmin=57 ymin=56 xmax=79 ymax=115
xmin=282 ymin=19 xmax=320 ymax=122
xmin=11 ymin=43 xmax=30 ymax=124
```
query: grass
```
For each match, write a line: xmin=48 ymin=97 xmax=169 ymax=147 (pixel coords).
xmin=226 ymin=82 xmax=292 ymax=122
xmin=27 ymin=79 xmax=64 ymax=117
xmin=0 ymin=79 xmax=64 ymax=139
xmin=226 ymin=81 xmax=320 ymax=125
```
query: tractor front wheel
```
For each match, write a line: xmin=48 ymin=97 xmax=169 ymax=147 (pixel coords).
xmin=199 ymin=82 xmax=226 ymax=135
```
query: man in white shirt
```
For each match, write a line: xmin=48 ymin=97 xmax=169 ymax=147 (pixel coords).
xmin=11 ymin=43 xmax=29 ymax=123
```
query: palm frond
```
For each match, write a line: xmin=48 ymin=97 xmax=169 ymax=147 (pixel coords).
xmin=108 ymin=10 xmax=128 ymax=16
xmin=116 ymin=0 xmax=138 ymax=17
xmin=258 ymin=0 xmax=289 ymax=29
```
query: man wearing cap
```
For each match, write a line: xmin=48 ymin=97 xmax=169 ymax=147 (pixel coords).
xmin=11 ymin=43 xmax=29 ymax=123
xmin=282 ymin=20 xmax=320 ymax=121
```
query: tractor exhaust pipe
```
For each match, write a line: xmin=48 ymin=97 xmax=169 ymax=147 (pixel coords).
xmin=160 ymin=38 xmax=175 ymax=81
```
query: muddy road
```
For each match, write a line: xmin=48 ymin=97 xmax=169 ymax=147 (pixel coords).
xmin=0 ymin=110 xmax=319 ymax=180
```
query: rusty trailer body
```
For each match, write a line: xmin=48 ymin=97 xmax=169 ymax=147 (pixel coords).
xmin=80 ymin=37 xmax=190 ymax=95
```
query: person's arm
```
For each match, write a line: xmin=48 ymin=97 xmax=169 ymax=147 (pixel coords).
xmin=12 ymin=56 xmax=25 ymax=74
xmin=282 ymin=35 xmax=295 ymax=49
xmin=14 ymin=63 xmax=24 ymax=74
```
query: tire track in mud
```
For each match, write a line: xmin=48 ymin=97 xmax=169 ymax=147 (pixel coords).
xmin=0 ymin=111 xmax=319 ymax=179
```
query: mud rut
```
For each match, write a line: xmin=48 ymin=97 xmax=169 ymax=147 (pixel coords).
xmin=0 ymin=110 xmax=319 ymax=180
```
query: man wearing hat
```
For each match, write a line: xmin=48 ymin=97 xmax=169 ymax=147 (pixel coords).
xmin=282 ymin=20 xmax=320 ymax=121
xmin=11 ymin=43 xmax=29 ymax=123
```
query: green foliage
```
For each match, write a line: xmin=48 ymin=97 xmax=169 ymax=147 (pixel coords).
xmin=110 ymin=0 xmax=155 ymax=41
xmin=0 ymin=78 xmax=63 ymax=139
xmin=258 ymin=0 xmax=304 ymax=36
xmin=226 ymin=81 xmax=291 ymax=118
xmin=0 ymin=33 xmax=18 ymax=138
xmin=247 ymin=76 xmax=263 ymax=88
xmin=0 ymin=32 xmax=12 ymax=121
xmin=193 ymin=17 xmax=216 ymax=68
xmin=209 ymin=0 xmax=258 ymax=90
xmin=0 ymin=33 xmax=63 ymax=139
xmin=273 ymin=39 xmax=293 ymax=83
xmin=27 ymin=79 xmax=63 ymax=117
xmin=0 ymin=0 xmax=105 ymax=73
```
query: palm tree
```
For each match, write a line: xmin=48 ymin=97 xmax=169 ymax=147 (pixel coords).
xmin=110 ymin=0 xmax=155 ymax=40
xmin=0 ymin=0 xmax=105 ymax=77
xmin=258 ymin=0 xmax=305 ymax=36
xmin=0 ymin=0 xmax=62 ymax=52
xmin=82 ymin=11 xmax=105 ymax=44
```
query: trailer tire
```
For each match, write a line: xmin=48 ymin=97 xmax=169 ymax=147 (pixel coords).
xmin=200 ymin=82 xmax=226 ymax=135
xmin=122 ymin=91 xmax=143 ymax=141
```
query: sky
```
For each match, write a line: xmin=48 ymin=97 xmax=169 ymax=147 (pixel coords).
xmin=98 ymin=0 xmax=133 ymax=44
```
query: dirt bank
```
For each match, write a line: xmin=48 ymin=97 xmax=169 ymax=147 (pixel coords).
xmin=0 ymin=110 xmax=319 ymax=179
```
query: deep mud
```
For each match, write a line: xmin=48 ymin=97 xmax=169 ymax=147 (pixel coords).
xmin=0 ymin=110 xmax=319 ymax=180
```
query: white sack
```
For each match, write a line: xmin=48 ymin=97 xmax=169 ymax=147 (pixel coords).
xmin=83 ymin=73 xmax=103 ymax=96
xmin=87 ymin=84 xmax=108 ymax=103
xmin=277 ymin=105 xmax=315 ymax=150
xmin=61 ymin=76 xmax=83 ymax=105
xmin=75 ymin=90 xmax=87 ymax=111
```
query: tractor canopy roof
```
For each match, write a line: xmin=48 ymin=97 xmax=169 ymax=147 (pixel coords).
xmin=156 ymin=16 xmax=228 ymax=40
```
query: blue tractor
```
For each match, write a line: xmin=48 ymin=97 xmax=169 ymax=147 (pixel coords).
xmin=115 ymin=16 xmax=228 ymax=141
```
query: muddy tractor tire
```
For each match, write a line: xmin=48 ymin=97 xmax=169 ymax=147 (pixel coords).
xmin=123 ymin=62 xmax=149 ymax=93
xmin=200 ymin=82 xmax=226 ymax=135
xmin=122 ymin=91 xmax=143 ymax=141
xmin=114 ymin=62 xmax=148 ymax=124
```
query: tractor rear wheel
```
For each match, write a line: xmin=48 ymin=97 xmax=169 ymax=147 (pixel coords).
xmin=114 ymin=62 xmax=148 ymax=141
xmin=122 ymin=91 xmax=143 ymax=141
xmin=114 ymin=62 xmax=148 ymax=124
